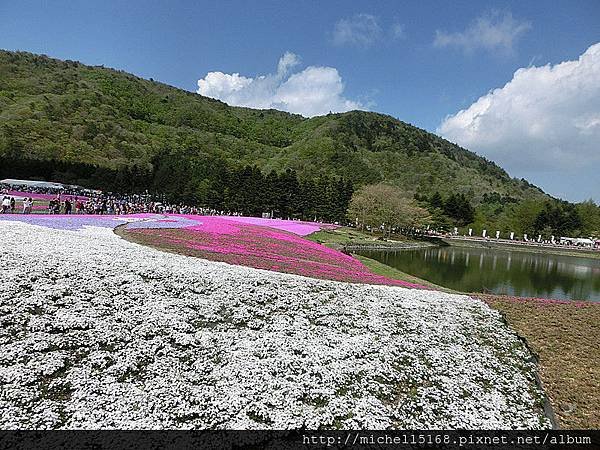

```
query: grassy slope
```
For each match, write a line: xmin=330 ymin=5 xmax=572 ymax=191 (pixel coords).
xmin=307 ymin=226 xmax=433 ymax=247
xmin=306 ymin=227 xmax=452 ymax=291
xmin=0 ymin=50 xmax=548 ymax=203
xmin=306 ymin=226 xmax=387 ymax=246
xmin=354 ymin=254 xmax=454 ymax=292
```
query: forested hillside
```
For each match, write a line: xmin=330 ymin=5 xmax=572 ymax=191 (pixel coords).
xmin=0 ymin=50 xmax=543 ymax=196
xmin=2 ymin=50 xmax=598 ymax=234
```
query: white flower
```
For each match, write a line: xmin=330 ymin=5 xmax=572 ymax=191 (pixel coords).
xmin=0 ymin=221 xmax=550 ymax=429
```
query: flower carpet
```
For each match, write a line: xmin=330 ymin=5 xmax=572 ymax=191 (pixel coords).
xmin=0 ymin=219 xmax=551 ymax=429
xmin=121 ymin=215 xmax=424 ymax=287
xmin=0 ymin=214 xmax=421 ymax=287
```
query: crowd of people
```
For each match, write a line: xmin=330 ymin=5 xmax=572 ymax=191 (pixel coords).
xmin=0 ymin=182 xmax=245 ymax=217
xmin=68 ymin=193 xmax=205 ymax=215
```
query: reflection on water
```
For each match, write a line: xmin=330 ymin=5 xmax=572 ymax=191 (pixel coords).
xmin=357 ymin=246 xmax=600 ymax=301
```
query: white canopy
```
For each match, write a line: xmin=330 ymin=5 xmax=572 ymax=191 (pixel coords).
xmin=0 ymin=179 xmax=90 ymax=191
xmin=1 ymin=179 xmax=67 ymax=189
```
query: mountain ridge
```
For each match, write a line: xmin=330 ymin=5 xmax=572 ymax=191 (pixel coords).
xmin=0 ymin=49 xmax=546 ymax=206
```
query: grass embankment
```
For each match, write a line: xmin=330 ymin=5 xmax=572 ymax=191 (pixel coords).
xmin=305 ymin=227 xmax=455 ymax=293
xmin=307 ymin=226 xmax=432 ymax=248
xmin=477 ymin=295 xmax=600 ymax=429
xmin=306 ymin=226 xmax=387 ymax=246
xmin=307 ymin=227 xmax=445 ymax=290
xmin=354 ymin=255 xmax=454 ymax=293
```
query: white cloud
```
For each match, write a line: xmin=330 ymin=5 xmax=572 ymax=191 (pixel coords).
xmin=390 ymin=23 xmax=406 ymax=40
xmin=438 ymin=43 xmax=600 ymax=201
xmin=333 ymin=14 xmax=382 ymax=47
xmin=332 ymin=14 xmax=405 ymax=47
xmin=276 ymin=51 xmax=301 ymax=76
xmin=197 ymin=72 xmax=252 ymax=98
xmin=197 ymin=53 xmax=363 ymax=117
xmin=434 ymin=11 xmax=531 ymax=55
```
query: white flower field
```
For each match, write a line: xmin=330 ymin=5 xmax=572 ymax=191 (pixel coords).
xmin=0 ymin=222 xmax=551 ymax=429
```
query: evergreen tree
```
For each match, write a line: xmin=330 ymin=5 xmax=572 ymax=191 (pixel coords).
xmin=430 ymin=191 xmax=444 ymax=209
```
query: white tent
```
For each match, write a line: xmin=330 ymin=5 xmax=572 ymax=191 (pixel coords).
xmin=0 ymin=179 xmax=94 ymax=192
xmin=560 ymin=236 xmax=594 ymax=247
xmin=1 ymin=179 xmax=67 ymax=190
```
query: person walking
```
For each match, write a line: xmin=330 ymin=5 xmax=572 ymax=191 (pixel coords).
xmin=22 ymin=197 xmax=30 ymax=214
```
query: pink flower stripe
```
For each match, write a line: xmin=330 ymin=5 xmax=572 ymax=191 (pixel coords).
xmin=130 ymin=216 xmax=425 ymax=288
xmin=215 ymin=215 xmax=337 ymax=236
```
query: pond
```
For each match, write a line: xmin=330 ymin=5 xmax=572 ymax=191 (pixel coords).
xmin=357 ymin=246 xmax=600 ymax=301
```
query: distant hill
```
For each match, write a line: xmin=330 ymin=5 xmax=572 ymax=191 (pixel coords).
xmin=0 ymin=50 xmax=546 ymax=205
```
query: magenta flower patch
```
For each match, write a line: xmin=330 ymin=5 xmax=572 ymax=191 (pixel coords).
xmin=126 ymin=216 xmax=425 ymax=288
xmin=1 ymin=212 xmax=423 ymax=287
xmin=216 ymin=215 xmax=335 ymax=236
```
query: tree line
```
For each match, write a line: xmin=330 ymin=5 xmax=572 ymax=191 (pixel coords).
xmin=0 ymin=155 xmax=353 ymax=223
xmin=2 ymin=154 xmax=599 ymax=237
xmin=418 ymin=190 xmax=599 ymax=238
xmin=419 ymin=191 xmax=475 ymax=227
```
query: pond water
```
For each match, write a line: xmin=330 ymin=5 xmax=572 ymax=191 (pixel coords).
xmin=357 ymin=246 xmax=600 ymax=301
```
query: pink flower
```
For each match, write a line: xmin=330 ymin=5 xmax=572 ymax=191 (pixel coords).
xmin=131 ymin=216 xmax=424 ymax=288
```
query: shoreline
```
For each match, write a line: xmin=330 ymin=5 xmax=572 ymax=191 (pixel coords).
xmin=437 ymin=236 xmax=600 ymax=259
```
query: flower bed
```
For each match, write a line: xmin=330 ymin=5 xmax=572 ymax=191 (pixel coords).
xmin=0 ymin=213 xmax=200 ymax=231
xmin=122 ymin=216 xmax=423 ymax=288
xmin=1 ymin=213 xmax=416 ymax=286
xmin=217 ymin=215 xmax=335 ymax=236
xmin=0 ymin=221 xmax=551 ymax=429
xmin=0 ymin=214 xmax=135 ymax=230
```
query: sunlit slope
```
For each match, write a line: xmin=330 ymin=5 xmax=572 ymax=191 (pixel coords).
xmin=0 ymin=50 xmax=546 ymax=202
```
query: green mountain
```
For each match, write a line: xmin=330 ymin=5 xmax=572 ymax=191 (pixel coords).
xmin=0 ymin=49 xmax=545 ymax=205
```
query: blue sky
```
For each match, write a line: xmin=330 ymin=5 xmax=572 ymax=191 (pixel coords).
xmin=1 ymin=0 xmax=599 ymax=202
